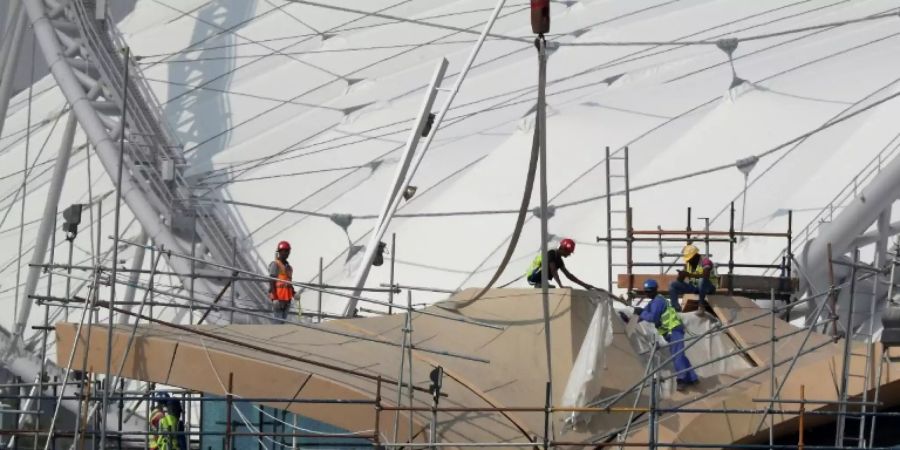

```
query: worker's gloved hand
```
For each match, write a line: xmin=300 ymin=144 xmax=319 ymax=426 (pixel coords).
xmin=633 ymin=307 xmax=644 ymax=316
xmin=618 ymin=311 xmax=630 ymax=323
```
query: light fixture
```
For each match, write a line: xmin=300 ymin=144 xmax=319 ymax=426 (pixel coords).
xmin=403 ymin=186 xmax=417 ymax=201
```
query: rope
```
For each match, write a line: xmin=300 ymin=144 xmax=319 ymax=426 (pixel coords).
xmin=188 ymin=2 xmax=873 ymax=197
xmin=285 ymin=0 xmax=897 ymax=47
xmin=560 ymin=10 xmax=899 ymax=46
xmin=216 ymin=81 xmax=900 ymax=227
xmin=706 ymin=72 xmax=900 ymax=228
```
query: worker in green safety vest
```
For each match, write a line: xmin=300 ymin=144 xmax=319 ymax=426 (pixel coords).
xmin=524 ymin=238 xmax=595 ymax=290
xmin=156 ymin=399 xmax=183 ymax=450
xmin=148 ymin=391 xmax=169 ymax=449
xmin=623 ymin=279 xmax=699 ymax=391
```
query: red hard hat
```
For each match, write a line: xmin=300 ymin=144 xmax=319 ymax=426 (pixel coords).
xmin=560 ymin=238 xmax=575 ymax=253
xmin=277 ymin=241 xmax=291 ymax=251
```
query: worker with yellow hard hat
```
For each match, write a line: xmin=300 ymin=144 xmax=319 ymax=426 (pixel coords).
xmin=668 ymin=244 xmax=717 ymax=315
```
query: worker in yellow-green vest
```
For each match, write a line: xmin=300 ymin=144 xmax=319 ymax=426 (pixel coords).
xmin=525 ymin=238 xmax=595 ymax=290
xmin=669 ymin=244 xmax=717 ymax=314
xmin=156 ymin=399 xmax=184 ymax=450
xmin=623 ymin=279 xmax=699 ymax=391
xmin=148 ymin=392 xmax=169 ymax=449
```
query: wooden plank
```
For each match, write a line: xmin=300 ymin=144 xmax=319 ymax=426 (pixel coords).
xmin=616 ymin=273 xmax=797 ymax=293
xmin=710 ymin=295 xmax=832 ymax=367
xmin=709 ymin=295 xmax=769 ymax=366
xmin=616 ymin=274 xmax=726 ymax=293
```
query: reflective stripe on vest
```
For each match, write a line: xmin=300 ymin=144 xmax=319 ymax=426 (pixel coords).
xmin=272 ymin=260 xmax=294 ymax=301
xmin=659 ymin=297 xmax=683 ymax=336
xmin=685 ymin=257 xmax=718 ymax=288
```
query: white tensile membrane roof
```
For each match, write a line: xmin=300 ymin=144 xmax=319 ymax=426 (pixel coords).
xmin=1 ymin=0 xmax=900 ymax=340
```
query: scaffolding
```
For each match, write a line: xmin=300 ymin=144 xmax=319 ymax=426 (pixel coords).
xmin=0 ymin=198 xmax=892 ymax=449
xmin=3 ymin=0 xmax=900 ymax=448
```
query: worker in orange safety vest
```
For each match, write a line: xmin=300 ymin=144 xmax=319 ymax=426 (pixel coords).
xmin=268 ymin=241 xmax=295 ymax=320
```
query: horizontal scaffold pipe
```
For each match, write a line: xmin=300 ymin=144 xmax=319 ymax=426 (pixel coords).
xmin=18 ymin=0 xmax=260 ymax=335
xmin=46 ymin=269 xmax=490 ymax=364
xmin=30 ymin=263 xmax=396 ymax=293
xmin=111 ymin=237 xmax=503 ymax=330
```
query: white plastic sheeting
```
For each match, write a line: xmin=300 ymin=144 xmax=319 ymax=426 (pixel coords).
xmin=561 ymin=298 xmax=615 ymax=431
xmin=558 ymin=300 xmax=751 ymax=431
xmin=623 ymin=311 xmax=752 ymax=397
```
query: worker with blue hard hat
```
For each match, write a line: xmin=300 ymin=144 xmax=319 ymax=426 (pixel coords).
xmin=622 ymin=279 xmax=699 ymax=390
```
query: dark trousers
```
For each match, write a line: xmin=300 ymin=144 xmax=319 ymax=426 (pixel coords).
xmin=668 ymin=278 xmax=715 ymax=312
xmin=665 ymin=326 xmax=698 ymax=384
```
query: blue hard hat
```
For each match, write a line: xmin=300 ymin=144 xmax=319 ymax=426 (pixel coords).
xmin=643 ymin=279 xmax=658 ymax=292
xmin=151 ymin=391 xmax=170 ymax=405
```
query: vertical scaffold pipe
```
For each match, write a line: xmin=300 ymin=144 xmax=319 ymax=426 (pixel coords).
xmin=536 ymin=32 xmax=554 ymax=442
xmin=101 ymin=44 xmax=132 ymax=450
xmin=19 ymin=113 xmax=78 ymax=342
xmin=119 ymin=231 xmax=149 ymax=324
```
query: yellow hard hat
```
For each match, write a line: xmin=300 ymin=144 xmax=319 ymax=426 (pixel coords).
xmin=682 ymin=244 xmax=700 ymax=261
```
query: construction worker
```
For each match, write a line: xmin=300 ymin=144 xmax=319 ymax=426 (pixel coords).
xmin=525 ymin=238 xmax=595 ymax=290
xmin=669 ymin=244 xmax=717 ymax=314
xmin=268 ymin=241 xmax=295 ymax=320
xmin=148 ymin=392 xmax=169 ymax=450
xmin=630 ymin=279 xmax=699 ymax=390
xmin=156 ymin=399 xmax=182 ymax=450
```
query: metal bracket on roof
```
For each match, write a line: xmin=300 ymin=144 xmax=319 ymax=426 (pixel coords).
xmin=532 ymin=205 xmax=556 ymax=219
xmin=735 ymin=155 xmax=759 ymax=176
xmin=330 ymin=213 xmax=354 ymax=231
xmin=716 ymin=38 xmax=744 ymax=90
xmin=716 ymin=38 xmax=739 ymax=57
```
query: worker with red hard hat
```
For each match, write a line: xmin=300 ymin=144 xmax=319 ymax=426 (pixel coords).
xmin=525 ymin=238 xmax=595 ymax=290
xmin=268 ymin=241 xmax=295 ymax=320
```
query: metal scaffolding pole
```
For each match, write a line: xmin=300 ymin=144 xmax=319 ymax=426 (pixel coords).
xmin=834 ymin=249 xmax=860 ymax=447
xmin=346 ymin=0 xmax=506 ymax=313
xmin=100 ymin=45 xmax=132 ymax=449
xmin=345 ymin=58 xmax=448 ymax=313
xmin=20 ymin=112 xmax=78 ymax=339
xmin=535 ymin=34 xmax=554 ymax=443
xmin=118 ymin=231 xmax=149 ymax=324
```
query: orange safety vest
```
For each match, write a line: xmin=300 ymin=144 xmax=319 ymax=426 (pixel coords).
xmin=271 ymin=260 xmax=295 ymax=302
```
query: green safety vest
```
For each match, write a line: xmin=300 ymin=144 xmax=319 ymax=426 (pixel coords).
xmin=658 ymin=296 xmax=683 ymax=336
xmin=685 ymin=258 xmax=718 ymax=288
xmin=525 ymin=253 xmax=543 ymax=277
xmin=156 ymin=415 xmax=180 ymax=450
